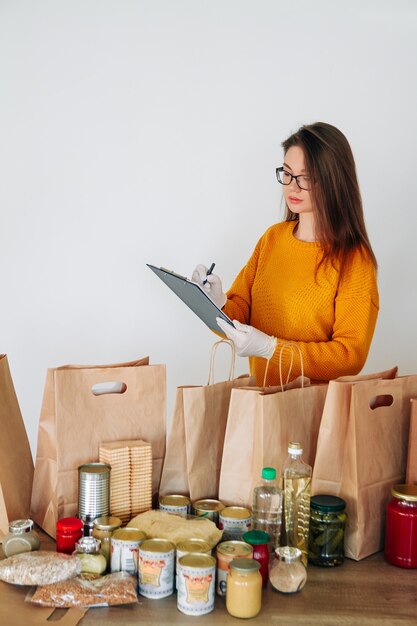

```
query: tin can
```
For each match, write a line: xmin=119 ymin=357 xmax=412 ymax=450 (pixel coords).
xmin=216 ymin=540 xmax=253 ymax=596
xmin=219 ymin=506 xmax=252 ymax=541
xmin=78 ymin=463 xmax=110 ymax=536
xmin=177 ymin=554 xmax=216 ymax=615
xmin=111 ymin=527 xmax=147 ymax=575
xmin=192 ymin=499 xmax=224 ymax=526
xmin=159 ymin=495 xmax=190 ymax=518
xmin=176 ymin=538 xmax=212 ymax=589
xmin=138 ymin=538 xmax=176 ymax=598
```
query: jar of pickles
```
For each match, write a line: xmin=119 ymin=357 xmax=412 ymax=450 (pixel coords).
xmin=308 ymin=495 xmax=346 ymax=566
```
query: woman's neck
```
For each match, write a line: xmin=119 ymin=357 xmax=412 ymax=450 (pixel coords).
xmin=294 ymin=213 xmax=317 ymax=242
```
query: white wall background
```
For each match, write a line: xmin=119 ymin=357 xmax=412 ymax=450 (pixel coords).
xmin=1 ymin=0 xmax=416 ymax=457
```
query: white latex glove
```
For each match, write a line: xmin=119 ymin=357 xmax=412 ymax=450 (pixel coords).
xmin=192 ymin=264 xmax=227 ymax=309
xmin=217 ymin=317 xmax=277 ymax=359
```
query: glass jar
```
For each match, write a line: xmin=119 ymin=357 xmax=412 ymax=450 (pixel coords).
xmin=56 ymin=517 xmax=84 ymax=554
xmin=385 ymin=484 xmax=417 ymax=569
xmin=226 ymin=558 xmax=262 ymax=619
xmin=92 ymin=516 xmax=122 ymax=571
xmin=74 ymin=536 xmax=107 ymax=574
xmin=269 ymin=546 xmax=307 ymax=593
xmin=2 ymin=519 xmax=40 ymax=557
xmin=242 ymin=529 xmax=270 ymax=587
xmin=308 ymin=495 xmax=346 ymax=566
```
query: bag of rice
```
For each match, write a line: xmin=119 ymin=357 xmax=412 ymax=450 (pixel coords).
xmin=0 ymin=551 xmax=82 ymax=585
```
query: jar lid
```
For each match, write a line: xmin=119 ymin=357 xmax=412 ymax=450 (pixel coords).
xmin=311 ymin=495 xmax=346 ymax=512
xmin=242 ymin=530 xmax=270 ymax=545
xmin=9 ymin=519 xmax=33 ymax=534
xmin=75 ymin=536 xmax=101 ymax=553
xmin=56 ymin=517 xmax=84 ymax=532
xmin=275 ymin=546 xmax=302 ymax=562
xmin=230 ymin=558 xmax=260 ymax=573
xmin=261 ymin=467 xmax=277 ymax=480
xmin=93 ymin=516 xmax=122 ymax=531
xmin=392 ymin=484 xmax=417 ymax=502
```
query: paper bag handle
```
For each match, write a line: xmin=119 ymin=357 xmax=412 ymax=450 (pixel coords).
xmin=208 ymin=339 xmax=236 ymax=385
xmin=262 ymin=341 xmax=305 ymax=390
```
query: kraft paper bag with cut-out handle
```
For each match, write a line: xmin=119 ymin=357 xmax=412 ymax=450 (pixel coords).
xmin=406 ymin=398 xmax=417 ymax=484
xmin=219 ymin=344 xmax=328 ymax=508
xmin=159 ymin=340 xmax=256 ymax=501
xmin=0 ymin=355 xmax=34 ymax=537
xmin=311 ymin=367 xmax=417 ymax=561
xmin=31 ymin=357 xmax=166 ymax=538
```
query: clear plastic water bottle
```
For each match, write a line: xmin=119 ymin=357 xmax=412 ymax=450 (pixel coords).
xmin=283 ymin=442 xmax=312 ymax=567
xmin=252 ymin=467 xmax=283 ymax=550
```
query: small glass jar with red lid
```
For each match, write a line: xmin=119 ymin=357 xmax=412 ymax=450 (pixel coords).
xmin=242 ymin=529 xmax=270 ymax=587
xmin=385 ymin=484 xmax=417 ymax=569
xmin=56 ymin=517 xmax=84 ymax=554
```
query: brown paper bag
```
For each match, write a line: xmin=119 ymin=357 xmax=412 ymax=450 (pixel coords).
xmin=159 ymin=340 xmax=256 ymax=500
xmin=0 ymin=355 xmax=34 ymax=537
xmin=405 ymin=398 xmax=417 ymax=484
xmin=219 ymin=377 xmax=328 ymax=508
xmin=311 ymin=367 xmax=417 ymax=561
xmin=31 ymin=357 xmax=166 ymax=538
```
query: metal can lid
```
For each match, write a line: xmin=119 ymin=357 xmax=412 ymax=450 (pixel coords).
xmin=220 ymin=506 xmax=251 ymax=520
xmin=230 ymin=558 xmax=260 ymax=573
xmin=56 ymin=517 xmax=84 ymax=533
xmin=140 ymin=538 xmax=176 ymax=553
xmin=112 ymin=528 xmax=147 ymax=542
xmin=176 ymin=539 xmax=212 ymax=553
xmin=159 ymin=495 xmax=190 ymax=507
xmin=311 ymin=495 xmax=346 ymax=512
xmin=93 ymin=516 xmax=122 ymax=531
xmin=9 ymin=519 xmax=34 ymax=534
xmin=78 ymin=462 xmax=111 ymax=475
xmin=391 ymin=484 xmax=417 ymax=502
xmin=178 ymin=554 xmax=216 ymax=569
xmin=193 ymin=499 xmax=224 ymax=512
xmin=216 ymin=540 xmax=253 ymax=557
xmin=242 ymin=530 xmax=270 ymax=545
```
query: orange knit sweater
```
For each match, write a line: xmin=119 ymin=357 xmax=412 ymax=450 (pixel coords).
xmin=223 ymin=221 xmax=379 ymax=385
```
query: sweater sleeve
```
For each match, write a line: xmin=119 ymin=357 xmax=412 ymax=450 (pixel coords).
xmin=268 ymin=251 xmax=379 ymax=382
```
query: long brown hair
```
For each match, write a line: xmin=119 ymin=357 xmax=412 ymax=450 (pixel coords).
xmin=282 ymin=122 xmax=377 ymax=270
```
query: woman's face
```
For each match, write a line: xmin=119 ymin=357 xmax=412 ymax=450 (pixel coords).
xmin=282 ymin=145 xmax=314 ymax=215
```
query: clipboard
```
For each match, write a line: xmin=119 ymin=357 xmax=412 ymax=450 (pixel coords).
xmin=147 ymin=264 xmax=234 ymax=335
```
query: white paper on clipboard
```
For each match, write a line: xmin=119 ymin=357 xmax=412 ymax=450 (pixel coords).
xmin=147 ymin=264 xmax=234 ymax=335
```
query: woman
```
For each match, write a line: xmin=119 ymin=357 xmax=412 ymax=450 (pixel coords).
xmin=192 ymin=122 xmax=379 ymax=385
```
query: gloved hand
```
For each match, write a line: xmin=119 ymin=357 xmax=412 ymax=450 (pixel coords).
xmin=192 ymin=264 xmax=227 ymax=309
xmin=217 ymin=318 xmax=277 ymax=359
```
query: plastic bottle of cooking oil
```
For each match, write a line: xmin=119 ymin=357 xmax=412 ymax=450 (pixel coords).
xmin=282 ymin=442 xmax=312 ymax=566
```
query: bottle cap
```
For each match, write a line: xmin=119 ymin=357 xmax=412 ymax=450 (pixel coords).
xmin=261 ymin=467 xmax=277 ymax=480
xmin=310 ymin=495 xmax=346 ymax=512
xmin=288 ymin=441 xmax=303 ymax=455
xmin=391 ymin=484 xmax=417 ymax=502
xmin=242 ymin=530 xmax=270 ymax=545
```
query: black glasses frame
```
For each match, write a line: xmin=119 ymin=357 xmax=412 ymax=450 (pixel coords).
xmin=276 ymin=167 xmax=312 ymax=191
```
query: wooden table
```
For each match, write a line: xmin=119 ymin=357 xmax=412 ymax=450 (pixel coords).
xmin=1 ymin=530 xmax=417 ymax=626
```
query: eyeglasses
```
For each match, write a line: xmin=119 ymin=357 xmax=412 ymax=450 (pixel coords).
xmin=276 ymin=167 xmax=312 ymax=191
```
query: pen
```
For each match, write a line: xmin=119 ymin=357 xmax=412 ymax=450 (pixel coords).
xmin=203 ymin=263 xmax=215 ymax=285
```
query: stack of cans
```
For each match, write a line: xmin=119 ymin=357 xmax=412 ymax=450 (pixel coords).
xmin=78 ymin=462 xmax=110 ymax=535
